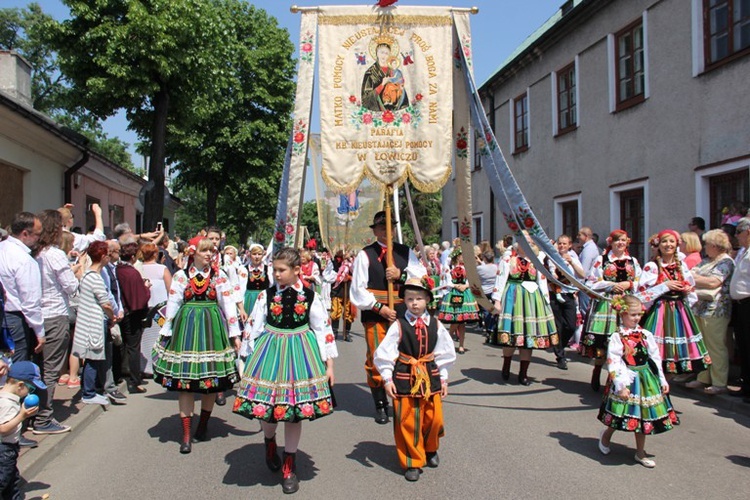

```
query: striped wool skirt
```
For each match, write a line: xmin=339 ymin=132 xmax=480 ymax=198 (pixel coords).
xmin=489 ymin=281 xmax=558 ymax=349
xmin=244 ymin=289 xmax=263 ymax=316
xmin=598 ymin=364 xmax=677 ymax=434
xmin=151 ymin=301 xmax=239 ymax=393
xmin=641 ymin=297 xmax=711 ymax=374
xmin=437 ymin=287 xmax=480 ymax=323
xmin=233 ymin=324 xmax=333 ymax=423
xmin=580 ymin=296 xmax=619 ymax=359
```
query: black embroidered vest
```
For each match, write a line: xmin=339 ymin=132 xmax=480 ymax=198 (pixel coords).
xmin=246 ymin=264 xmax=270 ymax=291
xmin=360 ymin=241 xmax=410 ymax=324
xmin=393 ymin=318 xmax=441 ymax=397
xmin=265 ymin=285 xmax=315 ymax=329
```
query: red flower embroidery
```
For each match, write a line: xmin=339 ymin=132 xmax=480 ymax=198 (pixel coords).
xmin=318 ymin=400 xmax=331 ymax=413
xmin=401 ymin=113 xmax=411 ymax=124
xmin=274 ymin=406 xmax=287 ymax=420
xmin=382 ymin=110 xmax=395 ymax=123
xmin=415 ymin=93 xmax=423 ymax=101
xmin=626 ymin=418 xmax=638 ymax=431
xmin=301 ymin=42 xmax=313 ymax=53
xmin=325 ymin=333 xmax=335 ymax=343
xmin=524 ymin=217 xmax=534 ymax=228
xmin=456 ymin=139 xmax=467 ymax=150
xmin=363 ymin=113 xmax=373 ymax=124
xmin=252 ymin=404 xmax=266 ymax=417
xmin=294 ymin=303 xmax=307 ymax=315
xmin=349 ymin=95 xmax=357 ymax=103
xmin=294 ymin=132 xmax=305 ymax=143
xmin=508 ymin=222 xmax=519 ymax=232
xmin=271 ymin=304 xmax=283 ymax=316
xmin=301 ymin=403 xmax=314 ymax=417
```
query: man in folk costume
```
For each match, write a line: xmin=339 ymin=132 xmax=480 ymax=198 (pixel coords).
xmin=351 ymin=211 xmax=426 ymax=424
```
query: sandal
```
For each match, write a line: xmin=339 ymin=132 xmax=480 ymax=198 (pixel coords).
xmin=58 ymin=374 xmax=70 ymax=386
xmin=634 ymin=453 xmax=656 ymax=468
xmin=704 ymin=385 xmax=727 ymax=395
xmin=458 ymin=347 xmax=465 ymax=355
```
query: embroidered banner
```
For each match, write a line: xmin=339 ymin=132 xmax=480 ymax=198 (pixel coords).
xmin=317 ymin=6 xmax=453 ymax=194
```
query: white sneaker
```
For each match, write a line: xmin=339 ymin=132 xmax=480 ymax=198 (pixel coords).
xmin=82 ymin=394 xmax=111 ymax=406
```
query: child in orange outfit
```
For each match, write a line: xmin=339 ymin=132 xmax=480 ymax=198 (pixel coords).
xmin=374 ymin=277 xmax=456 ymax=481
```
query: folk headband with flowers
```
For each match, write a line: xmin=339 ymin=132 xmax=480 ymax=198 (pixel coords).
xmin=650 ymin=229 xmax=681 ymax=248
xmin=449 ymin=246 xmax=463 ymax=259
xmin=610 ymin=294 xmax=628 ymax=313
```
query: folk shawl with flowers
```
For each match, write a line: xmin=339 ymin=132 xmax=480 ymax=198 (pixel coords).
xmin=635 ymin=258 xmax=697 ymax=310
xmin=586 ymin=252 xmax=642 ymax=296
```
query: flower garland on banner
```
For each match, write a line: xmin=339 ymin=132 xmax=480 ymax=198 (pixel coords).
xmin=273 ymin=11 xmax=318 ymax=253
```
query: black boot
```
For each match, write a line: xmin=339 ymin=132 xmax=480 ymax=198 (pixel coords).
xmin=332 ymin=319 xmax=340 ymax=340
xmin=371 ymin=387 xmax=389 ymax=424
xmin=281 ymin=452 xmax=299 ymax=494
xmin=193 ymin=409 xmax=211 ymax=442
xmin=215 ymin=391 xmax=227 ymax=406
xmin=591 ymin=364 xmax=603 ymax=392
xmin=344 ymin=321 xmax=352 ymax=341
xmin=265 ymin=435 xmax=282 ymax=471
xmin=501 ymin=356 xmax=512 ymax=381
xmin=518 ymin=360 xmax=531 ymax=386
xmin=180 ymin=416 xmax=192 ymax=454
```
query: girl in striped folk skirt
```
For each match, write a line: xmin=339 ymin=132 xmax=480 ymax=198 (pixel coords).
xmin=598 ymin=295 xmax=677 ymax=468
xmin=233 ymin=247 xmax=338 ymax=495
xmin=152 ymin=236 xmax=241 ymax=454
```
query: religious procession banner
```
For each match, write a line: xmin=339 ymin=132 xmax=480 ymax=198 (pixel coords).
xmin=308 ymin=134 xmax=382 ymax=252
xmin=317 ymin=6 xmax=453 ymax=194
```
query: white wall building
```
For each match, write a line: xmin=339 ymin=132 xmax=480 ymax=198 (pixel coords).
xmin=442 ymin=0 xmax=750 ymax=263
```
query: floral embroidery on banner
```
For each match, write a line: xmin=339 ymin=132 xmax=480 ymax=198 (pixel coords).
xmin=516 ymin=206 xmax=543 ymax=237
xmin=459 ymin=217 xmax=472 ymax=242
xmin=292 ymin=120 xmax=308 ymax=156
xmin=455 ymin=127 xmax=468 ymax=159
xmin=475 ymin=128 xmax=497 ymax=157
xmin=503 ymin=212 xmax=520 ymax=233
xmin=299 ymin=31 xmax=315 ymax=64
xmin=347 ymin=93 xmax=424 ymax=130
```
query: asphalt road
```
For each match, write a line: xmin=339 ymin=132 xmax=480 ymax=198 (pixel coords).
xmin=25 ymin=324 xmax=750 ymax=499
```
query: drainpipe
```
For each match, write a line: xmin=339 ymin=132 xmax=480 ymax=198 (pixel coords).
xmin=64 ymin=151 xmax=89 ymax=204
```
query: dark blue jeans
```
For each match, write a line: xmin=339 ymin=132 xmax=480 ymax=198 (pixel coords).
xmin=0 ymin=442 xmax=20 ymax=500
xmin=82 ymin=358 xmax=107 ymax=399
xmin=5 ymin=312 xmax=36 ymax=363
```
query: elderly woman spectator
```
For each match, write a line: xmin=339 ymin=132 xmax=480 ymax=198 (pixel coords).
xmin=72 ymin=241 xmax=114 ymax=405
xmin=116 ymin=240 xmax=151 ymax=394
xmin=34 ymin=210 xmax=82 ymax=433
xmin=139 ymin=242 xmax=171 ymax=376
xmin=687 ymin=229 xmax=734 ymax=394
xmin=681 ymin=231 xmax=703 ymax=270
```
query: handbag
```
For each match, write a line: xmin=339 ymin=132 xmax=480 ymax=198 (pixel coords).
xmin=693 ymin=257 xmax=730 ymax=302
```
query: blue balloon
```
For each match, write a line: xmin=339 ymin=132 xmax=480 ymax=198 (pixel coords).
xmin=23 ymin=394 xmax=39 ymax=408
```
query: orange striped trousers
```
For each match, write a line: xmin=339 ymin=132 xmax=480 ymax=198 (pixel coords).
xmin=364 ymin=321 xmax=389 ymax=388
xmin=393 ymin=394 xmax=444 ymax=470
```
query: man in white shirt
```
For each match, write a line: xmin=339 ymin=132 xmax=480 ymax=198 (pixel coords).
xmin=729 ymin=217 xmax=750 ymax=401
xmin=0 ymin=212 xmax=46 ymax=362
xmin=576 ymin=226 xmax=599 ymax=316
xmin=548 ymin=235 xmax=585 ymax=370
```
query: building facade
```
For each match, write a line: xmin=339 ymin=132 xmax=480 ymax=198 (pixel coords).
xmin=441 ymin=0 xmax=750 ymax=263
xmin=0 ymin=50 xmax=179 ymax=234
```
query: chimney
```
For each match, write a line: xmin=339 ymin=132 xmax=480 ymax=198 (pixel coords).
xmin=0 ymin=50 xmax=33 ymax=108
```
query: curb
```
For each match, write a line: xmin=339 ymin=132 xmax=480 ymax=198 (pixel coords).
xmin=670 ymin=384 xmax=750 ymax=418
xmin=18 ymin=398 xmax=107 ymax=482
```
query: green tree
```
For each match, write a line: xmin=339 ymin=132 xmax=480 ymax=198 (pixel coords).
xmin=398 ymin=187 xmax=442 ymax=248
xmin=50 ymin=0 xmax=238 ymax=230
xmin=0 ymin=4 xmax=136 ymax=172
xmin=168 ymin=1 xmax=295 ymax=237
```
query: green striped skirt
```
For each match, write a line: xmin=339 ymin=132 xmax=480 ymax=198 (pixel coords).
xmin=489 ymin=282 xmax=558 ymax=349
xmin=233 ymin=324 xmax=333 ymax=423
xmin=598 ymin=364 xmax=677 ymax=434
xmin=244 ymin=289 xmax=263 ymax=316
xmin=152 ymin=301 xmax=239 ymax=393
xmin=580 ymin=297 xmax=618 ymax=359
xmin=437 ymin=287 xmax=480 ymax=323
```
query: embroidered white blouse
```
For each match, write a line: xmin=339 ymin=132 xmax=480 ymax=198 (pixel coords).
xmin=373 ymin=310 xmax=456 ymax=383
xmin=159 ymin=266 xmax=240 ymax=338
xmin=606 ymin=327 xmax=668 ymax=393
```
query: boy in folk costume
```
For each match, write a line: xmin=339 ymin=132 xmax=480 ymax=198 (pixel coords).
xmin=374 ymin=277 xmax=456 ymax=482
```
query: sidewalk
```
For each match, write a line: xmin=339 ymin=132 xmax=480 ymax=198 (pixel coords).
xmin=18 ymin=383 xmax=107 ymax=481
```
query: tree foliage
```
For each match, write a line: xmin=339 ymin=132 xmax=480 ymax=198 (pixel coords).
xmin=168 ymin=2 xmax=295 ymax=241
xmin=398 ymin=187 xmax=443 ymax=248
xmin=0 ymin=3 xmax=136 ymax=172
